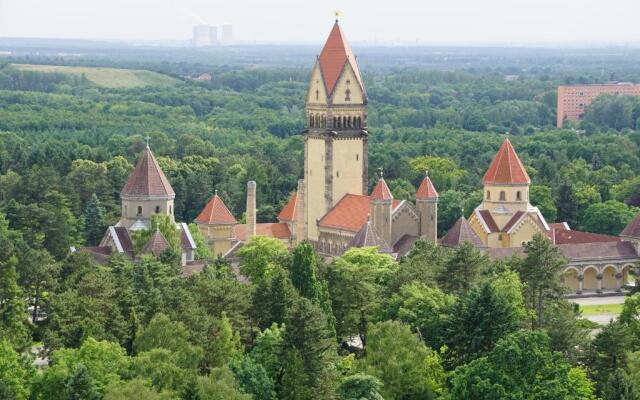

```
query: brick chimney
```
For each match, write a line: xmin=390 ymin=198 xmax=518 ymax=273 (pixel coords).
xmin=247 ymin=181 xmax=257 ymax=239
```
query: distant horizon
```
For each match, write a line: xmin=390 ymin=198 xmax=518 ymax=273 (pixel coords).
xmin=1 ymin=0 xmax=640 ymax=45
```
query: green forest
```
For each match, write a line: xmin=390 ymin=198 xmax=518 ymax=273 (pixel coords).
xmin=2 ymin=46 xmax=640 ymax=399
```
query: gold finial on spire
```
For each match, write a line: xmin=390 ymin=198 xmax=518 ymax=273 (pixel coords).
xmin=377 ymin=167 xmax=384 ymax=178
xmin=334 ymin=10 xmax=341 ymax=22
xmin=425 ymin=170 xmax=429 ymax=177
xmin=144 ymin=135 xmax=151 ymax=149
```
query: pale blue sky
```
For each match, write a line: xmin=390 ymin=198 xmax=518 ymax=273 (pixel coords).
xmin=0 ymin=0 xmax=639 ymax=44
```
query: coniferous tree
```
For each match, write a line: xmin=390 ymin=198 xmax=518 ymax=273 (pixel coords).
xmin=557 ymin=181 xmax=579 ymax=228
xmin=603 ymin=368 xmax=640 ymax=400
xmin=84 ymin=193 xmax=107 ymax=246
xmin=437 ymin=242 xmax=489 ymax=295
xmin=290 ymin=242 xmax=320 ymax=300
xmin=209 ymin=312 xmax=242 ymax=368
xmin=588 ymin=320 xmax=633 ymax=394
xmin=64 ymin=363 xmax=100 ymax=400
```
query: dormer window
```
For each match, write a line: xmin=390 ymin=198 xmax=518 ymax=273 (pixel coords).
xmin=499 ymin=191 xmax=506 ymax=201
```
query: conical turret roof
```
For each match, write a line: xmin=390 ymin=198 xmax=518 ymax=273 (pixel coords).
xmin=416 ymin=174 xmax=439 ymax=200
xmin=483 ymin=138 xmax=530 ymax=185
xmin=349 ymin=220 xmax=393 ymax=253
xmin=195 ymin=194 xmax=237 ymax=225
xmin=121 ymin=146 xmax=175 ymax=197
xmin=441 ymin=216 xmax=486 ymax=248
xmin=142 ymin=228 xmax=170 ymax=257
xmin=371 ymin=176 xmax=393 ymax=201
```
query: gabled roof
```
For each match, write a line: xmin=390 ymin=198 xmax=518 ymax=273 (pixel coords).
xmin=142 ymin=229 xmax=170 ymax=257
xmin=502 ymin=211 xmax=526 ymax=233
xmin=348 ymin=221 xmax=393 ymax=253
xmin=318 ymin=194 xmax=401 ymax=232
xmin=179 ymin=222 xmax=197 ymax=250
xmin=318 ymin=20 xmax=364 ymax=97
xmin=483 ymin=138 xmax=530 ymax=185
xmin=278 ymin=192 xmax=297 ymax=222
xmin=416 ymin=175 xmax=439 ymax=200
xmin=476 ymin=210 xmax=500 ymax=233
xmin=121 ymin=147 xmax=175 ymax=197
xmin=234 ymin=223 xmax=291 ymax=241
xmin=621 ymin=212 xmax=640 ymax=238
xmin=441 ymin=216 xmax=486 ymax=248
xmin=112 ymin=226 xmax=134 ymax=253
xmin=195 ymin=194 xmax=237 ymax=225
xmin=371 ymin=177 xmax=393 ymax=201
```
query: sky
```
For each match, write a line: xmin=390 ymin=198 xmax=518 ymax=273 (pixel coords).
xmin=0 ymin=0 xmax=639 ymax=45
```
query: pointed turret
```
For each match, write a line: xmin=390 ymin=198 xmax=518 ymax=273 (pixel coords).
xmin=119 ymin=145 xmax=176 ymax=228
xmin=370 ymin=170 xmax=393 ymax=246
xmin=318 ymin=20 xmax=365 ymax=97
xmin=349 ymin=219 xmax=392 ymax=254
xmin=483 ymin=138 xmax=530 ymax=185
xmin=195 ymin=193 xmax=237 ymax=225
xmin=416 ymin=172 xmax=438 ymax=243
xmin=370 ymin=172 xmax=393 ymax=201
xmin=121 ymin=146 xmax=175 ymax=198
xmin=441 ymin=216 xmax=486 ymax=248
xmin=142 ymin=228 xmax=170 ymax=257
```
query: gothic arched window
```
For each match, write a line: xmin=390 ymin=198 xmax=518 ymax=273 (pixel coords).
xmin=499 ymin=191 xmax=506 ymax=201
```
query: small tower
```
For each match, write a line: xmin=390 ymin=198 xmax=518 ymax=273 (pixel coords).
xmin=370 ymin=170 xmax=393 ymax=246
xmin=246 ymin=181 xmax=257 ymax=239
xmin=119 ymin=144 xmax=175 ymax=229
xmin=194 ymin=191 xmax=237 ymax=257
xmin=416 ymin=171 xmax=439 ymax=244
xmin=481 ymin=137 xmax=531 ymax=227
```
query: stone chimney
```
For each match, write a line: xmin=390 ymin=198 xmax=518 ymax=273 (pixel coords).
xmin=295 ymin=179 xmax=306 ymax=244
xmin=247 ymin=181 xmax=257 ymax=239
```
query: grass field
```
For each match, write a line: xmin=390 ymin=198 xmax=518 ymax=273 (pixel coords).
xmin=12 ymin=64 xmax=179 ymax=88
xmin=579 ymin=303 xmax=624 ymax=316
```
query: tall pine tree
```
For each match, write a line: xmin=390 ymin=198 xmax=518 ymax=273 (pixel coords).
xmin=84 ymin=193 xmax=107 ymax=246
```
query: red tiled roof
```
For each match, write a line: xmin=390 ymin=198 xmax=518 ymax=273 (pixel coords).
xmin=477 ymin=210 xmax=500 ymax=233
xmin=483 ymin=138 xmax=530 ymax=185
xmin=441 ymin=216 xmax=486 ymax=248
xmin=416 ymin=175 xmax=438 ymax=200
xmin=318 ymin=194 xmax=401 ymax=232
xmin=371 ymin=178 xmax=393 ymax=201
xmin=621 ymin=213 xmax=640 ymax=238
xmin=486 ymin=240 xmax=636 ymax=262
xmin=195 ymin=195 xmax=237 ymax=225
xmin=278 ymin=192 xmax=297 ymax=222
xmin=234 ymin=223 xmax=291 ymax=241
xmin=318 ymin=21 xmax=364 ymax=97
xmin=142 ymin=229 xmax=170 ymax=257
xmin=121 ymin=147 xmax=175 ymax=197
xmin=549 ymin=222 xmax=571 ymax=231
xmin=553 ymin=229 xmax=620 ymax=245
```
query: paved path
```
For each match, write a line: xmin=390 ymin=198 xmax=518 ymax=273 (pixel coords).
xmin=570 ymin=295 xmax=626 ymax=306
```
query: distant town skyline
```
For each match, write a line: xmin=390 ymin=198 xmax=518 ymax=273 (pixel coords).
xmin=1 ymin=0 xmax=640 ymax=45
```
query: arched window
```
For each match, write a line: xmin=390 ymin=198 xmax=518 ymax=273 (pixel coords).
xmin=357 ymin=116 xmax=362 ymax=128
xmin=309 ymin=115 xmax=313 ymax=128
xmin=316 ymin=114 xmax=320 ymax=127
xmin=155 ymin=205 xmax=160 ymax=213
xmin=322 ymin=116 xmax=326 ymax=128
xmin=499 ymin=191 xmax=506 ymax=201
xmin=137 ymin=206 xmax=142 ymax=215
xmin=343 ymin=116 xmax=347 ymax=127
xmin=486 ymin=191 xmax=491 ymax=200
xmin=315 ymin=89 xmax=319 ymax=100
xmin=124 ymin=205 xmax=128 ymax=215
xmin=333 ymin=117 xmax=337 ymax=128
xmin=337 ymin=117 xmax=341 ymax=128
xmin=169 ymin=205 xmax=172 ymax=215
xmin=345 ymin=89 xmax=351 ymax=101
xmin=516 ymin=191 xmax=522 ymax=201
xmin=347 ymin=116 xmax=352 ymax=128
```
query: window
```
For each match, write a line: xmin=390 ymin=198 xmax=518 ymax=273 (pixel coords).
xmin=499 ymin=191 xmax=506 ymax=201
xmin=169 ymin=205 xmax=172 ymax=215
xmin=155 ymin=205 xmax=160 ymax=213
xmin=516 ymin=191 xmax=522 ymax=201
xmin=346 ymin=79 xmax=351 ymax=85
xmin=356 ymin=154 xmax=359 ymax=161
xmin=315 ymin=89 xmax=319 ymax=100
xmin=336 ymin=171 xmax=340 ymax=177
xmin=125 ymin=205 xmax=128 ymax=215
xmin=345 ymin=89 xmax=351 ymax=101
xmin=486 ymin=190 xmax=491 ymax=200
xmin=137 ymin=206 xmax=142 ymax=215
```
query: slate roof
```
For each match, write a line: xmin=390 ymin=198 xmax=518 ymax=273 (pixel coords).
xmin=121 ymin=147 xmax=175 ymax=197
xmin=142 ymin=229 xmax=170 ymax=257
xmin=621 ymin=212 xmax=640 ymax=238
xmin=318 ymin=194 xmax=401 ymax=232
xmin=476 ymin=210 xmax=500 ymax=233
xmin=233 ymin=223 xmax=291 ymax=241
xmin=179 ymin=223 xmax=197 ymax=250
xmin=195 ymin=195 xmax=237 ymax=225
xmin=278 ymin=192 xmax=297 ymax=222
xmin=112 ymin=226 xmax=134 ymax=253
xmin=318 ymin=21 xmax=364 ymax=97
xmin=415 ymin=175 xmax=439 ymax=200
xmin=348 ymin=221 xmax=393 ymax=253
xmin=483 ymin=138 xmax=530 ymax=185
xmin=441 ymin=216 xmax=486 ymax=248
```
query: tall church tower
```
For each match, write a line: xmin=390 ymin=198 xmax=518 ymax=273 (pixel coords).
xmin=304 ymin=19 xmax=368 ymax=241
